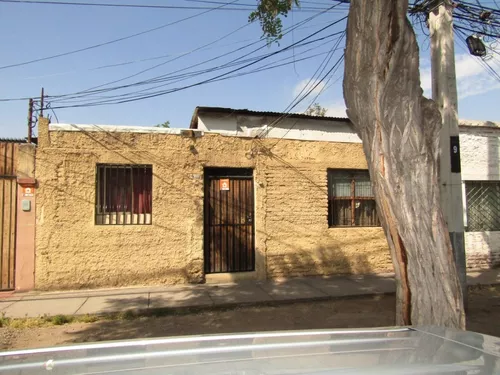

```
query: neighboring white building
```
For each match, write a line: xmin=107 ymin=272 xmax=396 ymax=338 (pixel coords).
xmin=192 ymin=107 xmax=500 ymax=270
xmin=460 ymin=120 xmax=500 ymax=269
xmin=190 ymin=107 xmax=362 ymax=143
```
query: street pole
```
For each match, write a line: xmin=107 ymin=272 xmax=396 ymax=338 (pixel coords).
xmin=40 ymin=87 xmax=44 ymax=118
xmin=27 ymin=98 xmax=33 ymax=144
xmin=428 ymin=0 xmax=468 ymax=307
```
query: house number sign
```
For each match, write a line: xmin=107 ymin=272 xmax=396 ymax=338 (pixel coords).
xmin=450 ymin=136 xmax=461 ymax=173
xmin=220 ymin=179 xmax=230 ymax=191
xmin=23 ymin=187 xmax=34 ymax=197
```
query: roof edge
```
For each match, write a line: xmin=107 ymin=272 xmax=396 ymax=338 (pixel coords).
xmin=189 ymin=107 xmax=201 ymax=129
xmin=190 ymin=106 xmax=350 ymax=123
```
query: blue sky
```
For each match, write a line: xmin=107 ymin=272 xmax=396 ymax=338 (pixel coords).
xmin=1 ymin=0 xmax=499 ymax=139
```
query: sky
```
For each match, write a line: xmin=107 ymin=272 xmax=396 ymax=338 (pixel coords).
xmin=1 ymin=0 xmax=500 ymax=139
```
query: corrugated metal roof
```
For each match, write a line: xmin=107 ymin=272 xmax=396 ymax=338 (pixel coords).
xmin=0 ymin=138 xmax=27 ymax=143
xmin=189 ymin=106 xmax=349 ymax=129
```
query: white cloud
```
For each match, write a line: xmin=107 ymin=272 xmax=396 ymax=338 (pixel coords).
xmin=324 ymin=101 xmax=347 ymax=117
xmin=455 ymin=53 xmax=485 ymax=79
xmin=420 ymin=53 xmax=500 ymax=99
xmin=293 ymin=78 xmax=326 ymax=97
xmin=420 ymin=66 xmax=432 ymax=92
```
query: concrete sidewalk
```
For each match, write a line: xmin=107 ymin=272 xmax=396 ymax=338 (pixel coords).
xmin=1 ymin=270 xmax=499 ymax=319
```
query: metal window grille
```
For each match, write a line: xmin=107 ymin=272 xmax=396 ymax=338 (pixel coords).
xmin=465 ymin=181 xmax=500 ymax=232
xmin=328 ymin=170 xmax=380 ymax=227
xmin=95 ymin=164 xmax=152 ymax=225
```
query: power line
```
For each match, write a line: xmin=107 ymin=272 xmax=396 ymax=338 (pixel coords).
xmin=0 ymin=0 xmax=254 ymax=9
xmin=0 ymin=0 xmax=240 ymax=70
xmin=0 ymin=0 xmax=346 ymax=12
xmin=0 ymin=27 xmax=300 ymax=102
xmin=454 ymin=24 xmax=500 ymax=39
xmin=252 ymin=31 xmax=345 ymax=140
xmin=14 ymin=4 xmax=344 ymax=104
xmin=262 ymin=36 xmax=345 ymax=144
xmin=54 ymin=14 xmax=339 ymax=102
xmin=455 ymin=28 xmax=500 ymax=82
xmin=44 ymin=17 xmax=347 ymax=109
xmin=20 ymin=37 xmax=256 ymax=80
xmin=249 ymin=52 xmax=345 ymax=152
xmin=1 ymin=27 xmax=345 ymax=111
xmin=53 ymin=31 xmax=344 ymax=106
xmin=69 ymin=22 xmax=254 ymax=95
xmin=17 ymin=18 xmax=335 ymax=81
xmin=268 ymin=56 xmax=344 ymax=150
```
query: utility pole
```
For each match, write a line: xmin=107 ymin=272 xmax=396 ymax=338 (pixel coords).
xmin=27 ymin=98 xmax=33 ymax=144
xmin=40 ymin=87 xmax=44 ymax=118
xmin=428 ymin=0 xmax=468 ymax=306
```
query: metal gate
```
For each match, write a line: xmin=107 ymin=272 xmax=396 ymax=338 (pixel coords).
xmin=0 ymin=143 xmax=17 ymax=290
xmin=204 ymin=168 xmax=255 ymax=273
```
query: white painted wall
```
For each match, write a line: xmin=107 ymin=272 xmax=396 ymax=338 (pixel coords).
xmin=198 ymin=113 xmax=362 ymax=143
xmin=460 ymin=127 xmax=500 ymax=181
xmin=460 ymin=125 xmax=500 ymax=269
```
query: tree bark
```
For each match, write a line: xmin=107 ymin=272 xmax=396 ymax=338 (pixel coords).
xmin=343 ymin=0 xmax=465 ymax=328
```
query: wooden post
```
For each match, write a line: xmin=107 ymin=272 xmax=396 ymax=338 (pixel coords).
xmin=27 ymin=99 xmax=33 ymax=144
xmin=40 ymin=87 xmax=44 ymax=118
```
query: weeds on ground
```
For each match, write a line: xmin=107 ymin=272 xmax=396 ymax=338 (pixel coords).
xmin=1 ymin=313 xmax=104 ymax=329
xmin=51 ymin=315 xmax=72 ymax=325
xmin=0 ymin=313 xmax=9 ymax=328
xmin=0 ymin=310 xmax=149 ymax=329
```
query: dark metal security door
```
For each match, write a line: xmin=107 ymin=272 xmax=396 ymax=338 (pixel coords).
xmin=204 ymin=168 xmax=255 ymax=273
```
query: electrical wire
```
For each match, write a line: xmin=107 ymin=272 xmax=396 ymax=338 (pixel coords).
xmin=455 ymin=27 xmax=500 ymax=82
xmin=20 ymin=37 xmax=256 ymax=80
xmin=72 ymin=22 xmax=255 ymax=95
xmin=62 ymin=3 xmax=342 ymax=99
xmin=266 ymin=39 xmax=345 ymax=143
xmin=268 ymin=55 xmax=345 ymax=150
xmin=52 ymin=31 xmax=345 ymax=106
xmin=13 ymin=4 xmax=345 ymax=105
xmin=0 ymin=0 xmax=241 ymax=70
xmin=47 ymin=33 xmax=343 ymax=107
xmin=253 ymin=31 xmax=345 ymax=140
xmin=0 ymin=0 xmax=347 ymax=12
xmin=43 ymin=17 xmax=347 ymax=109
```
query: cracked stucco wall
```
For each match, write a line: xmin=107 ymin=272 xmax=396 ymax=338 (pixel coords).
xmin=35 ymin=117 xmax=392 ymax=290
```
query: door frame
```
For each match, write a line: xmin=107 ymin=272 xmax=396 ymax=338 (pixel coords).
xmin=203 ymin=167 xmax=255 ymax=274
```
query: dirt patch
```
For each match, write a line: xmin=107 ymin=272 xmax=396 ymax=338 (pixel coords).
xmin=1 ymin=286 xmax=499 ymax=350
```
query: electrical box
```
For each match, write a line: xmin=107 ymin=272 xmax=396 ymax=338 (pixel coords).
xmin=22 ymin=200 xmax=31 ymax=212
xmin=466 ymin=35 xmax=487 ymax=57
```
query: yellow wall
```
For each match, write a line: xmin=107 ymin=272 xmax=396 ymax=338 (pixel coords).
xmin=35 ymin=118 xmax=392 ymax=290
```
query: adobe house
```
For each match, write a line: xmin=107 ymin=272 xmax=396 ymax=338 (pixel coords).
xmin=33 ymin=108 xmax=390 ymax=290
xmin=23 ymin=107 xmax=500 ymax=290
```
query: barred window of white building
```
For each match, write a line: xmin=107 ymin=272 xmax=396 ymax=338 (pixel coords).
xmin=465 ymin=181 xmax=500 ymax=232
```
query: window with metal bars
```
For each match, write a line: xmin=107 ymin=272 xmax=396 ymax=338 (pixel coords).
xmin=465 ymin=181 xmax=500 ymax=232
xmin=328 ymin=170 xmax=379 ymax=227
xmin=95 ymin=164 xmax=152 ymax=225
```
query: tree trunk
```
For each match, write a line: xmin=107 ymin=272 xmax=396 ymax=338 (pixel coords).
xmin=343 ymin=0 xmax=465 ymax=328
